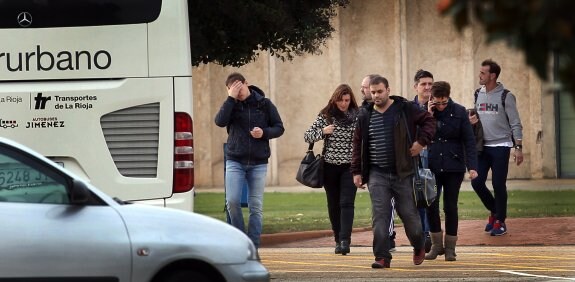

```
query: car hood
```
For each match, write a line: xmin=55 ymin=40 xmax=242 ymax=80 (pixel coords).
xmin=114 ymin=203 xmax=255 ymax=265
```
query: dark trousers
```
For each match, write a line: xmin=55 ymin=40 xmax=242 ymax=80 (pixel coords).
xmin=471 ymin=146 xmax=511 ymax=222
xmin=427 ymin=172 xmax=464 ymax=236
xmin=323 ymin=162 xmax=357 ymax=243
xmin=368 ymin=167 xmax=424 ymax=261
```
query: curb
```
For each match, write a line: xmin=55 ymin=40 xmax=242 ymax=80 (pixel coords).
xmin=261 ymin=227 xmax=372 ymax=247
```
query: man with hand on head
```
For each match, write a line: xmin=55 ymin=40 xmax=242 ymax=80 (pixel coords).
xmin=215 ymin=72 xmax=285 ymax=248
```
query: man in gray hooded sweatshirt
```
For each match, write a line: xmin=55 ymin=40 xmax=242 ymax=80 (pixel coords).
xmin=469 ymin=59 xmax=523 ymax=236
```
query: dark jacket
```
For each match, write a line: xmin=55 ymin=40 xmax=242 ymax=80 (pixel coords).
xmin=214 ymin=85 xmax=284 ymax=165
xmin=351 ymin=96 xmax=436 ymax=183
xmin=428 ymin=99 xmax=478 ymax=173
xmin=472 ymin=121 xmax=484 ymax=152
xmin=467 ymin=108 xmax=484 ymax=152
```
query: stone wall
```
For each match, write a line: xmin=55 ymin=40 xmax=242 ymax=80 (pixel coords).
xmin=192 ymin=0 xmax=556 ymax=187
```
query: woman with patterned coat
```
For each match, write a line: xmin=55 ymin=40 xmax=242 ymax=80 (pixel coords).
xmin=304 ymin=84 xmax=359 ymax=255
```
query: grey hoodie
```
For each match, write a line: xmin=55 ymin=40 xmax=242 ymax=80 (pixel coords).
xmin=474 ymin=82 xmax=523 ymax=146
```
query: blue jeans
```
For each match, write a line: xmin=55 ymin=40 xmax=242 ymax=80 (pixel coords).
xmin=471 ymin=146 xmax=511 ymax=222
xmin=368 ymin=167 xmax=424 ymax=261
xmin=419 ymin=148 xmax=430 ymax=235
xmin=419 ymin=208 xmax=429 ymax=235
xmin=225 ymin=160 xmax=267 ymax=248
xmin=420 ymin=147 xmax=429 ymax=168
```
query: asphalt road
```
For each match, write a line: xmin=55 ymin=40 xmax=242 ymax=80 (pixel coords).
xmin=260 ymin=246 xmax=575 ymax=281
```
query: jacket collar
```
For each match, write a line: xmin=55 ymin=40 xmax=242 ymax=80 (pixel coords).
xmin=244 ymin=85 xmax=266 ymax=104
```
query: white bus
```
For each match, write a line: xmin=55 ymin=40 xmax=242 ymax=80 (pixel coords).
xmin=0 ymin=0 xmax=195 ymax=211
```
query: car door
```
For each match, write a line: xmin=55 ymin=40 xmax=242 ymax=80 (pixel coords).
xmin=0 ymin=143 xmax=131 ymax=281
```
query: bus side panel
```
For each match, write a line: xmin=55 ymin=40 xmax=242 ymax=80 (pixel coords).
xmin=0 ymin=26 xmax=148 ymax=80
xmin=124 ymin=77 xmax=194 ymax=212
xmin=0 ymin=78 xmax=175 ymax=201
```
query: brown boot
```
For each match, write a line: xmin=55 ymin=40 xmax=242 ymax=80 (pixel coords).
xmin=424 ymin=232 xmax=444 ymax=260
xmin=444 ymin=235 xmax=458 ymax=261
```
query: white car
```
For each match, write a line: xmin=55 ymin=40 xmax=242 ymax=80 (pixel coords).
xmin=0 ymin=137 xmax=269 ymax=282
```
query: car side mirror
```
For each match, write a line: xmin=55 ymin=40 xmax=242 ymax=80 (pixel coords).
xmin=70 ymin=179 xmax=90 ymax=204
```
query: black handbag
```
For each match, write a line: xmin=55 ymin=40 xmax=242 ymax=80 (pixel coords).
xmin=295 ymin=142 xmax=325 ymax=188
xmin=403 ymin=110 xmax=437 ymax=208
xmin=412 ymin=157 xmax=437 ymax=208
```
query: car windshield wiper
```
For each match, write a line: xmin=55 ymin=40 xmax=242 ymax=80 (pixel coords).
xmin=113 ymin=197 xmax=132 ymax=205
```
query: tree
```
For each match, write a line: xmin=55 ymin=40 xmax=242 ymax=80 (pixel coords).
xmin=438 ymin=0 xmax=575 ymax=102
xmin=188 ymin=0 xmax=349 ymax=67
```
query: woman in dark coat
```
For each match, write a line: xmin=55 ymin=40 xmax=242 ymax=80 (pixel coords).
xmin=425 ymin=81 xmax=478 ymax=261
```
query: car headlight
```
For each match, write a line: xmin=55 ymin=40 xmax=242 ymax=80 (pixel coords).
xmin=247 ymin=241 xmax=260 ymax=261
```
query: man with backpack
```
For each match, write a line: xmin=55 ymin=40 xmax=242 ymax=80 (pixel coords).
xmin=469 ymin=59 xmax=524 ymax=236
xmin=214 ymin=72 xmax=285 ymax=248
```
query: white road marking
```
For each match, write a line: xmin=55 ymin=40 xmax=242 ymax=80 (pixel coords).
xmin=498 ymin=270 xmax=575 ymax=280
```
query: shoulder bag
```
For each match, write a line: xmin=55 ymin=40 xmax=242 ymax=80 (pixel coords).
xmin=295 ymin=141 xmax=326 ymax=188
xmin=402 ymin=108 xmax=438 ymax=208
xmin=412 ymin=157 xmax=437 ymax=208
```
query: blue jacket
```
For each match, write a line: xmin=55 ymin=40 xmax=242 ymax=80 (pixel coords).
xmin=214 ymin=85 xmax=284 ymax=165
xmin=428 ymin=99 xmax=478 ymax=173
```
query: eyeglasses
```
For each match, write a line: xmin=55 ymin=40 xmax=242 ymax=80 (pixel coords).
xmin=432 ymin=101 xmax=448 ymax=106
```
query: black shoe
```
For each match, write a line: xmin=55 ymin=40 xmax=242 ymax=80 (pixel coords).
xmin=340 ymin=240 xmax=350 ymax=255
xmin=335 ymin=242 xmax=342 ymax=254
xmin=389 ymin=231 xmax=397 ymax=252
xmin=424 ymin=233 xmax=432 ymax=253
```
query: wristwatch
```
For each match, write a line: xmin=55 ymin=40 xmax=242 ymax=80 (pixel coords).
xmin=514 ymin=144 xmax=523 ymax=150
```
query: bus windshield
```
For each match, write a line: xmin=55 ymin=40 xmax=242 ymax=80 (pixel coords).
xmin=0 ymin=0 xmax=162 ymax=28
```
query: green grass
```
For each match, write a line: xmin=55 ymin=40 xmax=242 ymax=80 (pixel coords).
xmin=194 ymin=190 xmax=575 ymax=234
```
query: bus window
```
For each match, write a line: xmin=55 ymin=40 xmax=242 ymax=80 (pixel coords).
xmin=0 ymin=0 xmax=162 ymax=28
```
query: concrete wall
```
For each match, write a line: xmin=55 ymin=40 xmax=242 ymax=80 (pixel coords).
xmin=192 ymin=0 xmax=557 ymax=187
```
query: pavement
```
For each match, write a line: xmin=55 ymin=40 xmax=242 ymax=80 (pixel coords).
xmin=261 ymin=245 xmax=575 ymax=281
xmin=196 ymin=179 xmax=575 ymax=248
xmin=260 ymin=217 xmax=575 ymax=248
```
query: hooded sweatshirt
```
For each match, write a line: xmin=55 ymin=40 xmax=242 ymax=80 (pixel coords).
xmin=214 ymin=85 xmax=284 ymax=165
xmin=474 ymin=82 xmax=523 ymax=146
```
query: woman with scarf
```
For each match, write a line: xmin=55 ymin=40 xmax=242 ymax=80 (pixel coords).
xmin=304 ymin=84 xmax=359 ymax=255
